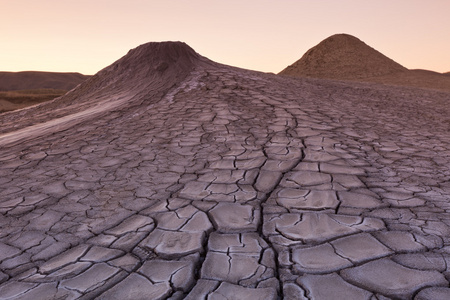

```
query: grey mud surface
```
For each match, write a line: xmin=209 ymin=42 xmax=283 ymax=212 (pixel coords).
xmin=1 ymin=43 xmax=450 ymax=299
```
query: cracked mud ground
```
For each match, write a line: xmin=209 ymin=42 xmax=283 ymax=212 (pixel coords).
xmin=1 ymin=42 xmax=450 ymax=299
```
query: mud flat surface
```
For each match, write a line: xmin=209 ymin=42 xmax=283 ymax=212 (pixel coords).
xmin=1 ymin=42 xmax=450 ymax=299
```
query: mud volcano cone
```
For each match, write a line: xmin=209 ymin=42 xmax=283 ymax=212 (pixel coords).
xmin=280 ymin=33 xmax=407 ymax=80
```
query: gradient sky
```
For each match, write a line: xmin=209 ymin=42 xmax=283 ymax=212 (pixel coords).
xmin=1 ymin=0 xmax=450 ymax=75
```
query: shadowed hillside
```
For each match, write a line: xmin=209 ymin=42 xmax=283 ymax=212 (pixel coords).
xmin=280 ymin=34 xmax=450 ymax=92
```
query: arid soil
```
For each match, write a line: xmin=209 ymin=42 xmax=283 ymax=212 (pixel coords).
xmin=0 ymin=42 xmax=450 ymax=299
xmin=363 ymin=69 xmax=450 ymax=92
xmin=0 ymin=72 xmax=89 ymax=91
xmin=0 ymin=72 xmax=90 ymax=113
xmin=280 ymin=34 xmax=450 ymax=93
xmin=0 ymin=89 xmax=67 ymax=114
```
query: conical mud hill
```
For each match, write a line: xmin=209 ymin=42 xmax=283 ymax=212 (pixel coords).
xmin=55 ymin=41 xmax=206 ymax=109
xmin=280 ymin=34 xmax=450 ymax=92
xmin=0 ymin=42 xmax=212 ymax=142
xmin=280 ymin=34 xmax=407 ymax=80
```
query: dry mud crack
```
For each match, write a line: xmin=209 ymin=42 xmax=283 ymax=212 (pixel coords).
xmin=1 ymin=42 xmax=450 ymax=299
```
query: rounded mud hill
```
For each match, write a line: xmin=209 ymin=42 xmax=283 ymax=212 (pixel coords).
xmin=112 ymin=41 xmax=201 ymax=73
xmin=83 ymin=41 xmax=203 ymax=95
xmin=280 ymin=33 xmax=407 ymax=80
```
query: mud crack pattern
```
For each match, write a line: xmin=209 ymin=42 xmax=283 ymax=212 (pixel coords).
xmin=1 ymin=56 xmax=450 ymax=299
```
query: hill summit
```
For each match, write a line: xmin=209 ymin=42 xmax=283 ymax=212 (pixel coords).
xmin=279 ymin=34 xmax=407 ymax=80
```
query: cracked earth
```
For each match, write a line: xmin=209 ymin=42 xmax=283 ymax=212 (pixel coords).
xmin=1 ymin=42 xmax=450 ymax=299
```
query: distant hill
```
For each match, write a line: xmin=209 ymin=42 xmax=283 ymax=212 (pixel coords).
xmin=279 ymin=34 xmax=407 ymax=80
xmin=0 ymin=89 xmax=68 ymax=114
xmin=0 ymin=71 xmax=90 ymax=113
xmin=0 ymin=71 xmax=90 ymax=91
xmin=280 ymin=34 xmax=450 ymax=92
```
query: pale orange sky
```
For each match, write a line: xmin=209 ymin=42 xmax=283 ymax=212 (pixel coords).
xmin=1 ymin=0 xmax=450 ymax=75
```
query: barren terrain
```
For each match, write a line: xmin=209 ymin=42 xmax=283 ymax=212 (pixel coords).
xmin=0 ymin=41 xmax=449 ymax=299
xmin=0 ymin=72 xmax=89 ymax=91
xmin=0 ymin=72 xmax=90 ymax=113
xmin=0 ymin=89 xmax=67 ymax=114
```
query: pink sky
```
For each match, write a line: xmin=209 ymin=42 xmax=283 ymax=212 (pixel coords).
xmin=1 ymin=0 xmax=449 ymax=75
